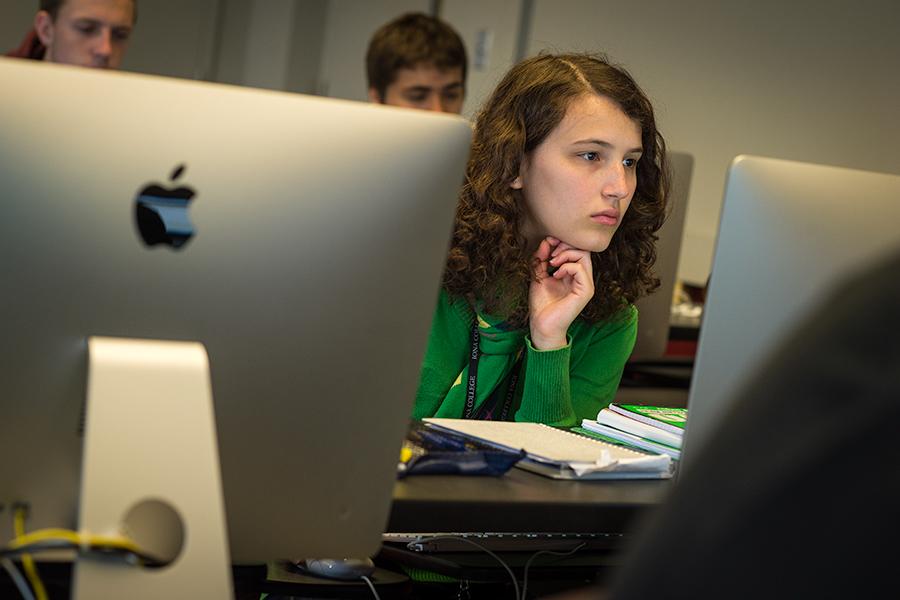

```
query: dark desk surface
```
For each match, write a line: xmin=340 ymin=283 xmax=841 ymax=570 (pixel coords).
xmin=388 ymin=468 xmax=671 ymax=534
xmin=5 ymin=473 xmax=671 ymax=599
xmin=267 ymin=471 xmax=668 ymax=600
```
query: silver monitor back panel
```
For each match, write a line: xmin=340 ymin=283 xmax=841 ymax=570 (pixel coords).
xmin=0 ymin=58 xmax=471 ymax=562
xmin=629 ymin=151 xmax=693 ymax=362
xmin=682 ymin=156 xmax=900 ymax=468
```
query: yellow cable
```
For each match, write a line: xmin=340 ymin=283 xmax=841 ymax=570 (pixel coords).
xmin=13 ymin=508 xmax=48 ymax=600
xmin=9 ymin=528 xmax=141 ymax=555
xmin=8 ymin=528 xmax=80 ymax=548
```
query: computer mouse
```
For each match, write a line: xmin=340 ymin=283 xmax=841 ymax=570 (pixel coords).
xmin=298 ymin=557 xmax=376 ymax=580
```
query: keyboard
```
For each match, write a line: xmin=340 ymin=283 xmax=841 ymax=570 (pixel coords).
xmin=382 ymin=531 xmax=627 ymax=552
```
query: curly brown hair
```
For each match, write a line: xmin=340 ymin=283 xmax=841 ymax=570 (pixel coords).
xmin=443 ymin=52 xmax=670 ymax=325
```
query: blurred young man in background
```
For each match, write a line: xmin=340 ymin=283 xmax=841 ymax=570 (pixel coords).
xmin=366 ymin=12 xmax=467 ymax=114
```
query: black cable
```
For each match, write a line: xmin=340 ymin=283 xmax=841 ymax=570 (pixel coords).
xmin=521 ymin=542 xmax=587 ymax=600
xmin=406 ymin=535 xmax=520 ymax=600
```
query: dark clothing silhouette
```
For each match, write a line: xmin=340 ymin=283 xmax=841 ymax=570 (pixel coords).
xmin=610 ymin=249 xmax=900 ymax=599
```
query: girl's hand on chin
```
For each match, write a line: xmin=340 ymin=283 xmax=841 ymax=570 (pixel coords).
xmin=528 ymin=236 xmax=595 ymax=350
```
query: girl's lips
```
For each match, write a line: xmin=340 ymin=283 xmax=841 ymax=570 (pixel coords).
xmin=591 ymin=211 xmax=619 ymax=226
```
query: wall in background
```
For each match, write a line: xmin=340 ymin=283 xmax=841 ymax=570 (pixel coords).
xmin=4 ymin=0 xmax=899 ymax=284
xmin=316 ymin=0 xmax=430 ymax=101
xmin=0 ymin=4 xmax=39 ymax=52
xmin=124 ymin=0 xmax=220 ymax=80
xmin=441 ymin=0 xmax=525 ymax=119
xmin=0 ymin=0 xmax=323 ymax=92
xmin=0 ymin=0 xmax=221 ymax=81
xmin=312 ymin=0 xmax=526 ymax=118
xmin=285 ymin=0 xmax=328 ymax=95
xmin=527 ymin=0 xmax=900 ymax=283
xmin=209 ymin=0 xmax=327 ymax=94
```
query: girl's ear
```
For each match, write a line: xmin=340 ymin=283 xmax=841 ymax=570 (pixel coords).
xmin=510 ymin=157 xmax=527 ymax=190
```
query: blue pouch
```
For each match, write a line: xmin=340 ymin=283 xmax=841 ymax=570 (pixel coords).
xmin=397 ymin=421 xmax=525 ymax=478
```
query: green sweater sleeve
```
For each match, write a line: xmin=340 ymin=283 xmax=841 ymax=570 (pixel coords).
xmin=412 ymin=290 xmax=472 ymax=420
xmin=513 ymin=305 xmax=638 ymax=427
xmin=413 ymin=291 xmax=637 ymax=426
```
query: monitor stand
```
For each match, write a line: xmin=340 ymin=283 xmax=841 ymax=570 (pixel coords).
xmin=73 ymin=337 xmax=233 ymax=599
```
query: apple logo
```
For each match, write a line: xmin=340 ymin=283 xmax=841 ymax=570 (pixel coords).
xmin=135 ymin=164 xmax=196 ymax=249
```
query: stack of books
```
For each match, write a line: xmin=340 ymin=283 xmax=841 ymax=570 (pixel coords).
xmin=579 ymin=404 xmax=687 ymax=459
xmin=422 ymin=418 xmax=673 ymax=480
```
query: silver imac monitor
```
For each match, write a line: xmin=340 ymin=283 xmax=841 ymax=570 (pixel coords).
xmin=0 ymin=57 xmax=471 ymax=565
xmin=681 ymin=155 xmax=900 ymax=468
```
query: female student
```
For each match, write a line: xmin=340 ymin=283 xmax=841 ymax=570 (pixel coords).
xmin=414 ymin=52 xmax=670 ymax=426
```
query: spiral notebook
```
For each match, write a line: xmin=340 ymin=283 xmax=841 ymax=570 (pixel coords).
xmin=423 ymin=418 xmax=672 ymax=480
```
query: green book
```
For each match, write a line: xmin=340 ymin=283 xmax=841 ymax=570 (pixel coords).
xmin=575 ymin=422 xmax=681 ymax=460
xmin=609 ymin=404 xmax=687 ymax=436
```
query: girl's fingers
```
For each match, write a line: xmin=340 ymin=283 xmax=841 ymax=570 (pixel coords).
xmin=552 ymin=260 xmax=595 ymax=293
xmin=533 ymin=237 xmax=552 ymax=261
xmin=552 ymin=261 xmax=587 ymax=283
xmin=533 ymin=238 xmax=552 ymax=277
xmin=550 ymin=241 xmax=571 ymax=258
xmin=549 ymin=248 xmax=589 ymax=266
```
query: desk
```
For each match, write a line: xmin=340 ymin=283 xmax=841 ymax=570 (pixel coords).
xmin=388 ymin=468 xmax=670 ymax=534
xmin=258 ymin=471 xmax=670 ymax=596
xmin=375 ymin=471 xmax=671 ymax=596
xmin=2 ymin=474 xmax=671 ymax=599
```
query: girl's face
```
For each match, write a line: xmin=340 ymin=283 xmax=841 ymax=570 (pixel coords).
xmin=513 ymin=93 xmax=643 ymax=253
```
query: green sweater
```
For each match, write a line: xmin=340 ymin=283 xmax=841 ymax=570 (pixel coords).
xmin=413 ymin=290 xmax=638 ymax=427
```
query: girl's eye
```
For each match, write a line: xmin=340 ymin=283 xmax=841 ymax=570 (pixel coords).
xmin=623 ymin=157 xmax=638 ymax=168
xmin=580 ymin=152 xmax=600 ymax=162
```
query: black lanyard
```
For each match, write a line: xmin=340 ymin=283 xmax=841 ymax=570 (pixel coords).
xmin=463 ymin=323 xmax=523 ymax=421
